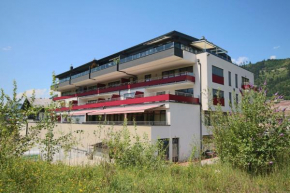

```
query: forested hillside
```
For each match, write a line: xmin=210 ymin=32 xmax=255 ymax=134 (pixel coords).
xmin=242 ymin=58 xmax=290 ymax=99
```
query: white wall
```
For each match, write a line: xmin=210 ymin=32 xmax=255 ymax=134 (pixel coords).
xmin=197 ymin=53 xmax=254 ymax=112
xmin=151 ymin=103 xmax=200 ymax=161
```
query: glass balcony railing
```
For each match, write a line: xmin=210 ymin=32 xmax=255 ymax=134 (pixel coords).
xmin=71 ymin=70 xmax=90 ymax=80
xmin=91 ymin=60 xmax=117 ymax=73
xmin=59 ymin=77 xmax=70 ymax=83
xmin=120 ymin=42 xmax=175 ymax=64
xmin=57 ymin=42 xmax=197 ymax=84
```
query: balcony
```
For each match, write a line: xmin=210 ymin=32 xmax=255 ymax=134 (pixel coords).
xmin=56 ymin=42 xmax=197 ymax=89
xmin=53 ymin=72 xmax=195 ymax=101
xmin=56 ymin=91 xmax=199 ymax=112
xmin=212 ymin=74 xmax=224 ymax=85
xmin=83 ymin=121 xmax=168 ymax=126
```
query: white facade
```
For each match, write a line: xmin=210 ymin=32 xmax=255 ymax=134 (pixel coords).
xmin=53 ymin=32 xmax=254 ymax=162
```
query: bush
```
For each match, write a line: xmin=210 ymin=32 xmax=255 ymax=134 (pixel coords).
xmin=102 ymin=122 xmax=166 ymax=168
xmin=210 ymin=84 xmax=290 ymax=173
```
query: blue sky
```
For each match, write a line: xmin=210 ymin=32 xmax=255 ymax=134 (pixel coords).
xmin=1 ymin=0 xmax=289 ymax=98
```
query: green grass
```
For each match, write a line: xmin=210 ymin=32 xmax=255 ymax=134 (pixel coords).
xmin=1 ymin=158 xmax=290 ymax=192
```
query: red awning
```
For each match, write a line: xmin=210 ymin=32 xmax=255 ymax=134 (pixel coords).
xmin=70 ymin=110 xmax=97 ymax=116
xmin=87 ymin=104 xmax=164 ymax=115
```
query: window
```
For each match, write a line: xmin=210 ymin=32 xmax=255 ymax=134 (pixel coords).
xmin=213 ymin=89 xmax=224 ymax=98
xmin=229 ymin=92 xmax=232 ymax=105
xmin=175 ymin=88 xmax=194 ymax=97
xmin=162 ymin=70 xmax=175 ymax=78
xmin=108 ymin=81 xmax=120 ymax=87
xmin=212 ymin=66 xmax=223 ymax=77
xmin=241 ymin=76 xmax=249 ymax=86
xmin=179 ymin=66 xmax=193 ymax=75
xmin=158 ymin=138 xmax=169 ymax=160
xmin=236 ymin=94 xmax=239 ymax=104
xmin=212 ymin=66 xmax=224 ymax=85
xmin=235 ymin=74 xmax=238 ymax=88
xmin=228 ymin=71 xmax=232 ymax=86
xmin=124 ymin=93 xmax=135 ymax=99
xmin=145 ymin=74 xmax=151 ymax=82
xmin=213 ymin=89 xmax=225 ymax=106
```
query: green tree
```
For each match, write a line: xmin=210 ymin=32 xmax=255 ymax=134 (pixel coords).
xmin=209 ymin=85 xmax=290 ymax=174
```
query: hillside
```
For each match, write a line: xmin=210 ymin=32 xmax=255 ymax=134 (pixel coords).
xmin=242 ymin=58 xmax=290 ymax=99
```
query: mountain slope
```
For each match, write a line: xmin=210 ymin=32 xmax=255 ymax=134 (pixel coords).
xmin=242 ymin=58 xmax=290 ymax=99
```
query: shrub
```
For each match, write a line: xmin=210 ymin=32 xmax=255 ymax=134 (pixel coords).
xmin=210 ymin=84 xmax=290 ymax=173
xmin=102 ymin=121 xmax=166 ymax=168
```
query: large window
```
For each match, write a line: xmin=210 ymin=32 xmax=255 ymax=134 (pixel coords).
xmin=108 ymin=81 xmax=120 ymax=88
xmin=213 ymin=89 xmax=225 ymax=106
xmin=212 ymin=66 xmax=224 ymax=85
xmin=229 ymin=92 xmax=232 ymax=105
xmin=175 ymin=88 xmax=194 ymax=97
xmin=213 ymin=89 xmax=224 ymax=98
xmin=179 ymin=66 xmax=193 ymax=75
xmin=144 ymin=74 xmax=151 ymax=82
xmin=212 ymin=66 xmax=223 ymax=77
xmin=162 ymin=70 xmax=175 ymax=79
xmin=228 ymin=71 xmax=232 ymax=86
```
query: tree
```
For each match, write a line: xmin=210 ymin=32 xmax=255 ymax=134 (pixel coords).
xmin=209 ymin=84 xmax=290 ymax=174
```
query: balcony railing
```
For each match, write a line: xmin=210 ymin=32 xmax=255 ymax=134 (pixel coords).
xmin=82 ymin=121 xmax=168 ymax=126
xmin=56 ymin=92 xmax=199 ymax=112
xmin=57 ymin=42 xmax=197 ymax=84
xmin=91 ymin=60 xmax=117 ymax=73
xmin=53 ymin=72 xmax=195 ymax=100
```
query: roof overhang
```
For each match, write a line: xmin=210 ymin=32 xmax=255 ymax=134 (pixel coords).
xmin=191 ymin=40 xmax=228 ymax=54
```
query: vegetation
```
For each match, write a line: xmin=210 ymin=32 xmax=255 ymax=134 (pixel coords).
xmin=209 ymin=85 xmax=290 ymax=174
xmin=1 ymin=158 xmax=290 ymax=192
xmin=1 ymin=78 xmax=290 ymax=192
xmin=242 ymin=58 xmax=290 ymax=99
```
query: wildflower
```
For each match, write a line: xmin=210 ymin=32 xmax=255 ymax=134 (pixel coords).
xmin=279 ymin=133 xmax=284 ymax=137
xmin=264 ymin=80 xmax=267 ymax=85
xmin=282 ymin=108 xmax=286 ymax=112
xmin=274 ymin=92 xmax=278 ymax=96
xmin=269 ymin=161 xmax=273 ymax=165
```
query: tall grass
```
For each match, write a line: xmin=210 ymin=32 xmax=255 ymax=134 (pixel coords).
xmin=1 ymin=158 xmax=290 ymax=192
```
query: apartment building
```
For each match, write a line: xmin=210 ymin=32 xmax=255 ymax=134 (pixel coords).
xmin=53 ymin=31 xmax=254 ymax=162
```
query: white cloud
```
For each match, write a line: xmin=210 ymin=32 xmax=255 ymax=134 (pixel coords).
xmin=270 ymin=55 xmax=276 ymax=60
xmin=232 ymin=56 xmax=249 ymax=65
xmin=2 ymin=46 xmax=12 ymax=51
xmin=273 ymin=46 xmax=280 ymax=49
xmin=17 ymin=89 xmax=51 ymax=99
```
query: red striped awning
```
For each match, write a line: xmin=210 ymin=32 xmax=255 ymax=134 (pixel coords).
xmin=87 ymin=104 xmax=163 ymax=115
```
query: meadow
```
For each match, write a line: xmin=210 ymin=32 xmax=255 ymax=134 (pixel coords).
xmin=1 ymin=158 xmax=290 ymax=193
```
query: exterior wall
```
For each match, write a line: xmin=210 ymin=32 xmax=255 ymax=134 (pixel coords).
xmin=28 ymin=122 xmax=152 ymax=152
xmin=197 ymin=53 xmax=254 ymax=112
xmin=151 ymin=103 xmax=200 ymax=161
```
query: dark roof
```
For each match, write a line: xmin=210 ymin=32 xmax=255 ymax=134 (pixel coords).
xmin=56 ymin=31 xmax=200 ymax=78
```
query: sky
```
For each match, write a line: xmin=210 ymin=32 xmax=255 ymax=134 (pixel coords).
xmin=1 ymin=0 xmax=290 ymax=98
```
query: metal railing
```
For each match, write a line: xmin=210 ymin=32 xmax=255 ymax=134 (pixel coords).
xmin=84 ymin=90 xmax=194 ymax=105
xmin=83 ymin=121 xmax=168 ymax=126
xmin=60 ymin=71 xmax=194 ymax=97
